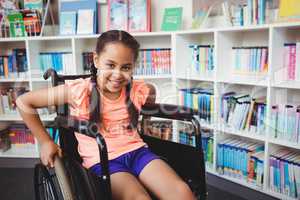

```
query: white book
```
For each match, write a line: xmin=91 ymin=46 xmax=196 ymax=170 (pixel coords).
xmin=63 ymin=53 xmax=74 ymax=75
xmin=2 ymin=95 xmax=10 ymax=114
xmin=68 ymin=53 xmax=76 ymax=75
xmin=77 ymin=9 xmax=94 ymax=35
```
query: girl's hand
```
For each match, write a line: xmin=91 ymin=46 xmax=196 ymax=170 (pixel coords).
xmin=40 ymin=139 xmax=62 ymax=168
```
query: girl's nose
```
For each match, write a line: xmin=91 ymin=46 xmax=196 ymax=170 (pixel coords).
xmin=111 ymin=68 xmax=122 ymax=78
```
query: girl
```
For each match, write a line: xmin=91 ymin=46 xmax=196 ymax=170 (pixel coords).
xmin=16 ymin=30 xmax=196 ymax=200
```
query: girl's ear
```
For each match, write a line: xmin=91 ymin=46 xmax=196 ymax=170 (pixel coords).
xmin=93 ymin=52 xmax=100 ymax=65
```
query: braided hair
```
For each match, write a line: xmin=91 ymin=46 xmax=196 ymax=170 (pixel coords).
xmin=89 ymin=30 xmax=140 ymax=129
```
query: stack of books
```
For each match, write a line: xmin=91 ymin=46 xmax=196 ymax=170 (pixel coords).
xmin=179 ymin=87 xmax=214 ymax=124
xmin=46 ymin=126 xmax=60 ymax=145
xmin=39 ymin=52 xmax=75 ymax=75
xmin=135 ymin=48 xmax=171 ymax=76
xmin=217 ymin=137 xmax=264 ymax=188
xmin=225 ymin=0 xmax=278 ymax=26
xmin=189 ymin=45 xmax=214 ymax=74
xmin=9 ymin=124 xmax=35 ymax=146
xmin=270 ymin=104 xmax=300 ymax=144
xmin=179 ymin=127 xmax=214 ymax=168
xmin=82 ymin=52 xmax=93 ymax=72
xmin=221 ymin=92 xmax=266 ymax=135
xmin=232 ymin=46 xmax=269 ymax=75
xmin=275 ymin=43 xmax=300 ymax=82
xmin=0 ymin=87 xmax=27 ymax=115
xmin=269 ymin=148 xmax=300 ymax=198
xmin=0 ymin=48 xmax=28 ymax=78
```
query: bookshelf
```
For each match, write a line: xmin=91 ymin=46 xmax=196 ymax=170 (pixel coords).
xmin=1 ymin=22 xmax=300 ymax=199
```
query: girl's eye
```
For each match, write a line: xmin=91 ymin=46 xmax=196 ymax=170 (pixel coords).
xmin=106 ymin=63 xmax=114 ymax=68
xmin=122 ymin=66 xmax=131 ymax=71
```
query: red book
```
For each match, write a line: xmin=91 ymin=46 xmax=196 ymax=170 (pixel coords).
xmin=289 ymin=44 xmax=296 ymax=80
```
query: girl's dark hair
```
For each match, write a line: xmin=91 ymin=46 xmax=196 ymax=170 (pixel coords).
xmin=90 ymin=30 xmax=140 ymax=129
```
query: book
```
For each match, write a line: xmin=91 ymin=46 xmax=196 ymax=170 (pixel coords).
xmin=134 ymin=48 xmax=171 ymax=76
xmin=107 ymin=0 xmax=128 ymax=30
xmin=77 ymin=9 xmax=94 ymax=34
xmin=97 ymin=2 xmax=101 ymax=33
xmin=7 ymin=12 xmax=26 ymax=37
xmin=232 ymin=46 xmax=268 ymax=75
xmin=269 ymin=149 xmax=300 ymax=198
xmin=128 ymin=0 xmax=150 ymax=32
xmin=59 ymin=0 xmax=97 ymax=34
xmin=179 ymin=87 xmax=214 ymax=124
xmin=161 ymin=7 xmax=183 ymax=31
xmin=0 ymin=0 xmax=19 ymax=12
xmin=217 ymin=137 xmax=264 ymax=184
xmin=278 ymin=0 xmax=300 ymax=22
xmin=22 ymin=9 xmax=42 ymax=36
xmin=60 ymin=0 xmax=97 ymax=12
xmin=24 ymin=0 xmax=43 ymax=14
xmin=59 ymin=11 xmax=77 ymax=35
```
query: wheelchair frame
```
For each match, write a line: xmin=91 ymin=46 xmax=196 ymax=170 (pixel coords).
xmin=34 ymin=68 xmax=207 ymax=200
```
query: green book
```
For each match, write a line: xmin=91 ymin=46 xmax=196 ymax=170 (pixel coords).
xmin=7 ymin=12 xmax=26 ymax=37
xmin=161 ymin=7 xmax=183 ymax=31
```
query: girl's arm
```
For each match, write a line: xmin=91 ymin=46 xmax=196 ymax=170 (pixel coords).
xmin=16 ymin=85 xmax=71 ymax=167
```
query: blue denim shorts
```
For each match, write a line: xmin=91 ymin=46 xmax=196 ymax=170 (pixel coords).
xmin=90 ymin=146 xmax=160 ymax=177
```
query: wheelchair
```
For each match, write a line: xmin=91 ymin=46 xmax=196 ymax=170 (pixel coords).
xmin=34 ymin=68 xmax=207 ymax=200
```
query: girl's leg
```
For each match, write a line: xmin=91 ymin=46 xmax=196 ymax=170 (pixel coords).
xmin=110 ymin=172 xmax=151 ymax=200
xmin=139 ymin=159 xmax=196 ymax=200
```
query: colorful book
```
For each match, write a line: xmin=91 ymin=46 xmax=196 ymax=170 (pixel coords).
xmin=22 ymin=9 xmax=42 ymax=36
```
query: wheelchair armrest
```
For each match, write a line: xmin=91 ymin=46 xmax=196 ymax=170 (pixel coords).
xmin=141 ymin=103 xmax=198 ymax=121
xmin=140 ymin=103 xmax=201 ymax=138
xmin=43 ymin=68 xmax=91 ymax=87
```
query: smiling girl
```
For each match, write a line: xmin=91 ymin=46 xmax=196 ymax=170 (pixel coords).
xmin=16 ymin=30 xmax=196 ymax=200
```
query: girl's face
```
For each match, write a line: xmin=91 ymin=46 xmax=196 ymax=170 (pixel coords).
xmin=93 ymin=42 xmax=135 ymax=96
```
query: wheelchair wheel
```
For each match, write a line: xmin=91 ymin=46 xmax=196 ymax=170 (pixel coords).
xmin=34 ymin=156 xmax=75 ymax=200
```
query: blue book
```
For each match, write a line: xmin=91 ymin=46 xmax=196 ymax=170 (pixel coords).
xmin=60 ymin=0 xmax=97 ymax=13
xmin=0 ymin=57 xmax=4 ymax=76
xmin=283 ymin=161 xmax=290 ymax=195
xmin=258 ymin=0 xmax=266 ymax=25
xmin=217 ymin=143 xmax=224 ymax=174
xmin=256 ymin=48 xmax=261 ymax=72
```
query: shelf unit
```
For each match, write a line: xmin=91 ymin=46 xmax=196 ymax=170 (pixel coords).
xmin=1 ymin=23 xmax=300 ymax=199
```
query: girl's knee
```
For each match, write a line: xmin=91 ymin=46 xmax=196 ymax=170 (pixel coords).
xmin=131 ymin=193 xmax=151 ymax=200
xmin=173 ymin=181 xmax=195 ymax=200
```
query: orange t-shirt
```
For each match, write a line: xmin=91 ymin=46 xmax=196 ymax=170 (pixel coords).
xmin=65 ymin=77 xmax=150 ymax=168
